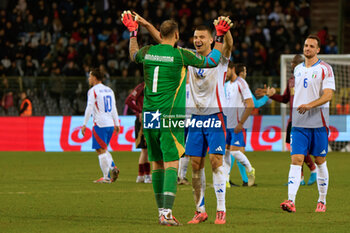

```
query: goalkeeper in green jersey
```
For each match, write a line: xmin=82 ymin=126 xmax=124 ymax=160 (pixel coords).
xmin=121 ymin=10 xmax=233 ymax=226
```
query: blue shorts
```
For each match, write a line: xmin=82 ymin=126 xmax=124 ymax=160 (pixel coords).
xmin=92 ymin=125 xmax=114 ymax=149
xmin=290 ymin=127 xmax=328 ymax=157
xmin=226 ymin=128 xmax=246 ymax=147
xmin=185 ymin=113 xmax=226 ymax=157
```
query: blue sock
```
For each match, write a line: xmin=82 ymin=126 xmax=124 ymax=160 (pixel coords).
xmin=230 ymin=155 xmax=236 ymax=174
xmin=237 ymin=161 xmax=248 ymax=183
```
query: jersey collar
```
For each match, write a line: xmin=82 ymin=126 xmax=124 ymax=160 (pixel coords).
xmin=302 ymin=59 xmax=321 ymax=67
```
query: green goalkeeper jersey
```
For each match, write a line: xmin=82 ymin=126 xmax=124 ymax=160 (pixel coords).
xmin=135 ymin=44 xmax=218 ymax=115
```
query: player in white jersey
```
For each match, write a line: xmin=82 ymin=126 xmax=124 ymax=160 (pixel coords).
xmin=280 ymin=35 xmax=335 ymax=213
xmin=81 ymin=68 xmax=120 ymax=184
xmin=224 ymin=62 xmax=256 ymax=187
xmin=225 ymin=63 xmax=275 ymax=187
xmin=185 ymin=24 xmax=232 ymax=225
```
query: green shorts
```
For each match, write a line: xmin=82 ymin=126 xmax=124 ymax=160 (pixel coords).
xmin=144 ymin=127 xmax=185 ymax=162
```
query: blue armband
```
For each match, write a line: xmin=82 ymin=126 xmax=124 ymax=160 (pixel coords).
xmin=252 ymin=94 xmax=269 ymax=108
xmin=205 ymin=49 xmax=221 ymax=67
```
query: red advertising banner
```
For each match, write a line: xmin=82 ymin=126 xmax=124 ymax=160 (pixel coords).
xmin=0 ymin=116 xmax=348 ymax=152
xmin=0 ymin=117 xmax=45 ymax=151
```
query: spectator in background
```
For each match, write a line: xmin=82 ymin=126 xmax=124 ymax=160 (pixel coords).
xmin=14 ymin=0 xmax=27 ymax=16
xmin=62 ymin=60 xmax=80 ymax=76
xmin=22 ymin=55 xmax=37 ymax=89
xmin=19 ymin=91 xmax=32 ymax=116
xmin=324 ymin=39 xmax=338 ymax=54
xmin=317 ymin=26 xmax=328 ymax=52
xmin=121 ymin=68 xmax=128 ymax=80
xmin=24 ymin=14 xmax=37 ymax=39
xmin=50 ymin=64 xmax=64 ymax=102
xmin=6 ymin=61 xmax=21 ymax=76
xmin=52 ymin=18 xmax=63 ymax=42
xmin=78 ymin=38 xmax=93 ymax=65
xmin=39 ymin=16 xmax=51 ymax=45
xmin=37 ymin=39 xmax=51 ymax=63
xmin=66 ymin=45 xmax=78 ymax=62
xmin=0 ymin=76 xmax=14 ymax=113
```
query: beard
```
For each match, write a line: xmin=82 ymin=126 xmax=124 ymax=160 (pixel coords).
xmin=304 ymin=52 xmax=315 ymax=59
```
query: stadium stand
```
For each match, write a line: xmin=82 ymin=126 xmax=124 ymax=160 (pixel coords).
xmin=0 ymin=0 xmax=341 ymax=116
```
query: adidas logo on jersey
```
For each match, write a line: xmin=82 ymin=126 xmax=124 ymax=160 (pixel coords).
xmin=320 ymin=150 xmax=326 ymax=155
xmin=216 ymin=189 xmax=224 ymax=193
xmin=234 ymin=141 xmax=240 ymax=145
xmin=215 ymin=146 xmax=223 ymax=152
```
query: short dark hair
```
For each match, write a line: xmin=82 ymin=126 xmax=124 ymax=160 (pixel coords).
xmin=292 ymin=54 xmax=303 ymax=65
xmin=90 ymin=68 xmax=103 ymax=81
xmin=306 ymin=35 xmax=321 ymax=48
xmin=194 ymin=25 xmax=213 ymax=36
xmin=235 ymin=63 xmax=246 ymax=76
xmin=228 ymin=60 xmax=235 ymax=69
xmin=160 ymin=20 xmax=178 ymax=39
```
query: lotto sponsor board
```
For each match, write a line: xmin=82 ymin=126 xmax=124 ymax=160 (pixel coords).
xmin=0 ymin=115 xmax=348 ymax=151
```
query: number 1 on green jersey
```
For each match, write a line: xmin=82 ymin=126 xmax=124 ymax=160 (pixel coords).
xmin=153 ymin=66 xmax=159 ymax=93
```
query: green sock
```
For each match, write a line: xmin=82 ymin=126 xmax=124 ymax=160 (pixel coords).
xmin=163 ymin=167 xmax=178 ymax=210
xmin=152 ymin=169 xmax=164 ymax=209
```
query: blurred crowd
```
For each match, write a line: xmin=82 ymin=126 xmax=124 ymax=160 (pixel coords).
xmin=0 ymin=0 xmax=339 ymax=79
xmin=0 ymin=0 xmax=340 ymax=116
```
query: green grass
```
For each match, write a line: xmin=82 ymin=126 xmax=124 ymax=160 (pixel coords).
xmin=0 ymin=151 xmax=349 ymax=233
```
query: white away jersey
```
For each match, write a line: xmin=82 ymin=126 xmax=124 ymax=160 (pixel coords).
xmin=83 ymin=83 xmax=119 ymax=127
xmin=292 ymin=60 xmax=335 ymax=128
xmin=187 ymin=55 xmax=229 ymax=115
xmin=224 ymin=77 xmax=253 ymax=129
xmin=185 ymin=83 xmax=193 ymax=120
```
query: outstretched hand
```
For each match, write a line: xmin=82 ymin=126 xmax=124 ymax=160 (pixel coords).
xmin=255 ymin=87 xmax=267 ymax=97
xmin=255 ymin=84 xmax=276 ymax=97
xmin=214 ymin=16 xmax=234 ymax=36
xmin=266 ymin=86 xmax=276 ymax=97
xmin=121 ymin=10 xmax=138 ymax=32
xmin=132 ymin=11 xmax=148 ymax=27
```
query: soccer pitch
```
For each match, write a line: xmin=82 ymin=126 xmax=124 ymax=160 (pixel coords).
xmin=0 ymin=151 xmax=349 ymax=233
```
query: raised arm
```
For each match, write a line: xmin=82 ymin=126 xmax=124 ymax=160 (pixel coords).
xmin=251 ymin=89 xmax=271 ymax=108
xmin=212 ymin=16 xmax=233 ymax=57
xmin=223 ymin=25 xmax=233 ymax=58
xmin=121 ymin=11 xmax=140 ymax=61
xmin=129 ymin=37 xmax=139 ymax=62
xmin=182 ymin=16 xmax=233 ymax=68
xmin=270 ymin=87 xmax=289 ymax=103
xmin=133 ymin=12 xmax=162 ymax=43
xmin=270 ymin=83 xmax=290 ymax=103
